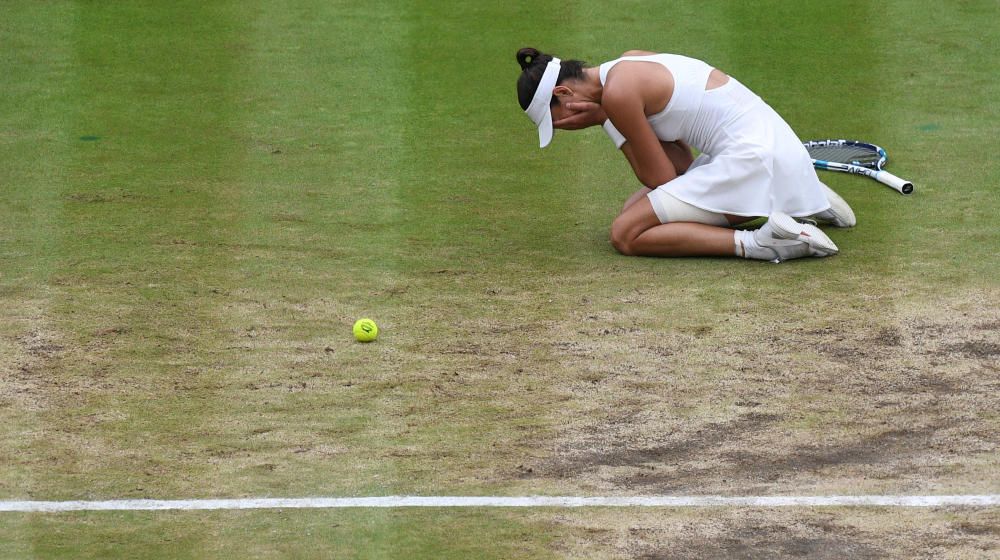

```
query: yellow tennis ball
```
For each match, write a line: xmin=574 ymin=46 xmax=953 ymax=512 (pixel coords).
xmin=353 ymin=318 xmax=378 ymax=342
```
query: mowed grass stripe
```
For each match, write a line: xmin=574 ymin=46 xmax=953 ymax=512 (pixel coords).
xmin=0 ymin=0 xmax=76 ymax=493
xmin=3 ymin=1 xmax=257 ymax=556
xmin=52 ymin=0 xmax=254 ymax=501
xmin=6 ymin=0 xmax=257 ymax=503
xmin=204 ymin=0 xmax=415 ymax=497
xmin=0 ymin=5 xmax=80 ymax=556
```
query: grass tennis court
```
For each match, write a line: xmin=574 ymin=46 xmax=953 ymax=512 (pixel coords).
xmin=1 ymin=0 xmax=998 ymax=557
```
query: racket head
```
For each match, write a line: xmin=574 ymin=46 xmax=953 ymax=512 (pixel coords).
xmin=803 ymin=139 xmax=888 ymax=170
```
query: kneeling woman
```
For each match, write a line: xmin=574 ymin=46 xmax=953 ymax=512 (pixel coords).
xmin=515 ymin=48 xmax=855 ymax=262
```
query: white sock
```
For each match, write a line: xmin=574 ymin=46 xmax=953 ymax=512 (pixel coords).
xmin=734 ymin=229 xmax=775 ymax=261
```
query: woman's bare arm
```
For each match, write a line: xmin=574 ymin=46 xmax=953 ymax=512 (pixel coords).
xmin=604 ymin=77 xmax=677 ymax=188
xmin=661 ymin=140 xmax=694 ymax=174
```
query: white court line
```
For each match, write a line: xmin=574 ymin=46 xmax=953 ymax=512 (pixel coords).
xmin=2 ymin=495 xmax=999 ymax=512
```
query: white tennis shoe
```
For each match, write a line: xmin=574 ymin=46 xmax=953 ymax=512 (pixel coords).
xmin=749 ymin=212 xmax=839 ymax=262
xmin=764 ymin=212 xmax=839 ymax=260
xmin=808 ymin=183 xmax=856 ymax=228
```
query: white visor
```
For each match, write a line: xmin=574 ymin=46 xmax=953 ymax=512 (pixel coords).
xmin=524 ymin=57 xmax=561 ymax=148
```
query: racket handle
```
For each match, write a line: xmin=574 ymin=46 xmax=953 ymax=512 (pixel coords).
xmin=875 ymin=170 xmax=914 ymax=195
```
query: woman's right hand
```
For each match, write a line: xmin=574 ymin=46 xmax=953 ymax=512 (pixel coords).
xmin=552 ymin=101 xmax=606 ymax=130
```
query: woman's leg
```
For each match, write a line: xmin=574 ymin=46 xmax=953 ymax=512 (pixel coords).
xmin=623 ymin=186 xmax=753 ymax=224
xmin=610 ymin=194 xmax=839 ymax=261
xmin=610 ymin=197 xmax=736 ymax=257
xmin=621 ymin=187 xmax=653 ymax=212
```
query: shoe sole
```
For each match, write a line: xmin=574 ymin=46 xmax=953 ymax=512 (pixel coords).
xmin=768 ymin=212 xmax=839 ymax=257
xmin=820 ymin=183 xmax=856 ymax=228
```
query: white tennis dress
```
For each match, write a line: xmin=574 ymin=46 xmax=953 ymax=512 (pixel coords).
xmin=600 ymin=54 xmax=829 ymax=217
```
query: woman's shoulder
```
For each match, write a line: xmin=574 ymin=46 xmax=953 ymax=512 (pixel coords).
xmin=602 ymin=51 xmax=663 ymax=71
xmin=602 ymin=51 xmax=669 ymax=86
xmin=621 ymin=49 xmax=658 ymax=57
xmin=602 ymin=52 xmax=676 ymax=113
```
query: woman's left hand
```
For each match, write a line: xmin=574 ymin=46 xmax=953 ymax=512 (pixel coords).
xmin=553 ymin=101 xmax=606 ymax=130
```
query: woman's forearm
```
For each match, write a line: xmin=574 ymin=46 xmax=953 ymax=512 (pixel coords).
xmin=660 ymin=140 xmax=694 ymax=174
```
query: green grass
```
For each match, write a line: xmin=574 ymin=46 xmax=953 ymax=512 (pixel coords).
xmin=0 ymin=510 xmax=557 ymax=559
xmin=1 ymin=0 xmax=998 ymax=557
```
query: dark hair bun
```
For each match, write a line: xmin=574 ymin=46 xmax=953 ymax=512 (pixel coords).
xmin=515 ymin=48 xmax=586 ymax=111
xmin=516 ymin=47 xmax=549 ymax=71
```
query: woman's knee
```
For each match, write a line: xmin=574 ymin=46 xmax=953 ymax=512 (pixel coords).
xmin=610 ymin=231 xmax=633 ymax=256
xmin=610 ymin=196 xmax=662 ymax=256
xmin=610 ymin=216 xmax=640 ymax=256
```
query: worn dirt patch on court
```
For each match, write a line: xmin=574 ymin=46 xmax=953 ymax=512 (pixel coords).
xmin=540 ymin=507 xmax=1000 ymax=559
xmin=0 ymin=302 xmax=65 ymax=413
xmin=510 ymin=288 xmax=1000 ymax=496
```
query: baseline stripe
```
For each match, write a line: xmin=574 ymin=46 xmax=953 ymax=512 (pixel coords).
xmin=2 ymin=495 xmax=999 ymax=512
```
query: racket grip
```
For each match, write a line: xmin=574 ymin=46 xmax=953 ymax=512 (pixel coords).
xmin=876 ymin=170 xmax=914 ymax=195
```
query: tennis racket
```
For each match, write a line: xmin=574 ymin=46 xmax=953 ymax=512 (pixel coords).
xmin=803 ymin=139 xmax=913 ymax=194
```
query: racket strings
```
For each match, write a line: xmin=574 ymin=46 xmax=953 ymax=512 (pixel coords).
xmin=806 ymin=145 xmax=882 ymax=167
